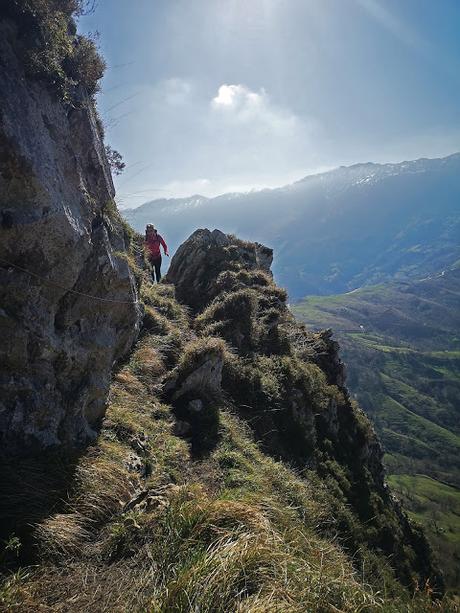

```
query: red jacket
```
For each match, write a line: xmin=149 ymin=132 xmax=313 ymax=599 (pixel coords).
xmin=145 ymin=233 xmax=168 ymax=259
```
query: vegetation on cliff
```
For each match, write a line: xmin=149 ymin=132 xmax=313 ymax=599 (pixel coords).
xmin=1 ymin=229 xmax=452 ymax=612
xmin=1 ymin=0 xmax=104 ymax=103
xmin=292 ymin=267 xmax=460 ymax=590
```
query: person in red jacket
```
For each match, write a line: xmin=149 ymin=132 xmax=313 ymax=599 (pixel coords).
xmin=145 ymin=224 xmax=169 ymax=282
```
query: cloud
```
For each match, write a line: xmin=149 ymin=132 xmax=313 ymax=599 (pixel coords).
xmin=210 ymin=83 xmax=299 ymax=135
xmin=162 ymin=78 xmax=193 ymax=106
xmin=111 ymin=80 xmax=322 ymax=206
xmin=212 ymin=84 xmax=263 ymax=110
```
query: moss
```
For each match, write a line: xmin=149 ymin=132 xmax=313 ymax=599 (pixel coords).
xmin=2 ymin=1 xmax=105 ymax=104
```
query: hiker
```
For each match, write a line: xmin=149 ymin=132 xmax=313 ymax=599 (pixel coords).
xmin=145 ymin=224 xmax=169 ymax=283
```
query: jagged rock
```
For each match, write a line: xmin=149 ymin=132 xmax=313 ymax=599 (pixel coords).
xmin=163 ymin=339 xmax=224 ymax=452
xmin=306 ymin=329 xmax=346 ymax=387
xmin=163 ymin=345 xmax=223 ymax=403
xmin=0 ymin=21 xmax=142 ymax=454
xmin=166 ymin=228 xmax=273 ymax=312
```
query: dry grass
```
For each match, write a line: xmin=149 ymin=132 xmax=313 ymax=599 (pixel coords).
xmin=0 ymin=271 xmax=452 ymax=612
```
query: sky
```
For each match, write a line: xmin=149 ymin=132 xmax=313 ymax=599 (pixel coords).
xmin=80 ymin=0 xmax=460 ymax=208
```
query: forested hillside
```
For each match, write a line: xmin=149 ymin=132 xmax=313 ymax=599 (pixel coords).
xmin=293 ymin=266 xmax=460 ymax=588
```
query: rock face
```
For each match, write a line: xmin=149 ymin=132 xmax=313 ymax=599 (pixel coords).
xmin=165 ymin=349 xmax=223 ymax=404
xmin=0 ymin=21 xmax=142 ymax=454
xmin=166 ymin=228 xmax=273 ymax=312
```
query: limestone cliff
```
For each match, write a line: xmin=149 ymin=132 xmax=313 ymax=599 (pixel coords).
xmin=0 ymin=17 xmax=141 ymax=453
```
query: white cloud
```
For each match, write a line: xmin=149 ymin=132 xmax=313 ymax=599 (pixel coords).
xmin=111 ymin=80 xmax=322 ymax=206
xmin=212 ymin=84 xmax=263 ymax=110
xmin=210 ymin=83 xmax=300 ymax=135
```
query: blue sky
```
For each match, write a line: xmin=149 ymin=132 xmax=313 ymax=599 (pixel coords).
xmin=80 ymin=0 xmax=460 ymax=207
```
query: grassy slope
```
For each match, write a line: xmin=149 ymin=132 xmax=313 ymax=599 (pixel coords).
xmin=292 ymin=268 xmax=460 ymax=589
xmin=387 ymin=475 xmax=460 ymax=591
xmin=0 ymin=273 xmax=450 ymax=611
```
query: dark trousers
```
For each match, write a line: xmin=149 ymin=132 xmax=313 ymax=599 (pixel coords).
xmin=149 ymin=256 xmax=162 ymax=283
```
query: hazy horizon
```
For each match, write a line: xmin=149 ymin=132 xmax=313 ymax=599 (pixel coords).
xmin=123 ymin=150 xmax=460 ymax=210
xmin=80 ymin=1 xmax=460 ymax=208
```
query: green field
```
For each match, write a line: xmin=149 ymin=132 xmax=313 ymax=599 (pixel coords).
xmin=292 ymin=267 xmax=460 ymax=589
xmin=387 ymin=474 xmax=460 ymax=589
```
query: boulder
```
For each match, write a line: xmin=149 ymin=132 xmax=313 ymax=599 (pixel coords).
xmin=165 ymin=229 xmax=273 ymax=312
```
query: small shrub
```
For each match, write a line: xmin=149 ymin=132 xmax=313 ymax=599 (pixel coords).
xmin=3 ymin=1 xmax=106 ymax=102
xmin=64 ymin=34 xmax=105 ymax=96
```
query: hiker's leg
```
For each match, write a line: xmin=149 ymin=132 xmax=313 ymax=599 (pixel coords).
xmin=150 ymin=260 xmax=156 ymax=283
xmin=155 ymin=257 xmax=162 ymax=282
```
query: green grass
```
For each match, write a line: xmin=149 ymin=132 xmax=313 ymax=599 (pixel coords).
xmin=0 ymin=257 xmax=451 ymax=610
xmin=388 ymin=474 xmax=460 ymax=590
xmin=293 ymin=267 xmax=460 ymax=590
xmin=0 ymin=338 xmax=401 ymax=612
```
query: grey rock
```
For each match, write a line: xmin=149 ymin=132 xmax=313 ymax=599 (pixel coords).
xmin=165 ymin=228 xmax=273 ymax=312
xmin=0 ymin=21 xmax=142 ymax=454
xmin=172 ymin=353 xmax=223 ymax=402
xmin=163 ymin=337 xmax=224 ymax=407
xmin=188 ymin=399 xmax=204 ymax=413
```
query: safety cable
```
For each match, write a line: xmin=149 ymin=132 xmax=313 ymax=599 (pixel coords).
xmin=0 ymin=256 xmax=140 ymax=305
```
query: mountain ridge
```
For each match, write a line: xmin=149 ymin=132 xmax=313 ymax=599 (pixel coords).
xmin=124 ymin=152 xmax=460 ymax=299
xmin=125 ymin=151 xmax=460 ymax=214
xmin=1 ymin=229 xmax=447 ymax=609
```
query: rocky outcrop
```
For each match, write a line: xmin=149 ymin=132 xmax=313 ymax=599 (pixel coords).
xmin=164 ymin=228 xmax=443 ymax=593
xmin=305 ymin=329 xmax=346 ymax=387
xmin=166 ymin=228 xmax=273 ymax=312
xmin=0 ymin=20 xmax=142 ymax=454
xmin=163 ymin=337 xmax=225 ymax=454
xmin=164 ymin=349 xmax=223 ymax=404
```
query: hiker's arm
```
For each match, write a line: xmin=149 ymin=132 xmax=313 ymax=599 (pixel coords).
xmin=161 ymin=236 xmax=169 ymax=256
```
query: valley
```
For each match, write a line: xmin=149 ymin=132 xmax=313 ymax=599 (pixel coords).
xmin=292 ymin=267 xmax=460 ymax=588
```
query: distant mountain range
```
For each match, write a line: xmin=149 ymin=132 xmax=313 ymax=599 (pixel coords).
xmin=124 ymin=153 xmax=460 ymax=298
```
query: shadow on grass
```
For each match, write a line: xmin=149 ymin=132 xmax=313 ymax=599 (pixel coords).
xmin=0 ymin=450 xmax=80 ymax=569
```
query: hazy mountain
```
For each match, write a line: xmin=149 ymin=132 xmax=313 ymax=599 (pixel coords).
xmin=124 ymin=153 xmax=460 ymax=298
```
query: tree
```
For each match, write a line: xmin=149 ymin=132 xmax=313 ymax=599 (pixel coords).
xmin=105 ymin=145 xmax=125 ymax=176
